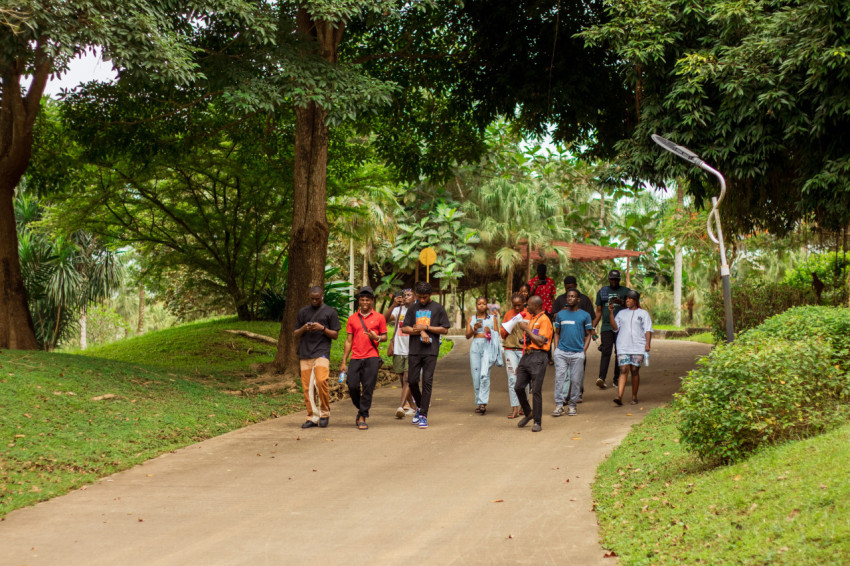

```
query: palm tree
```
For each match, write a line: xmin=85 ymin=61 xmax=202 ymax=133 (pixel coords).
xmin=15 ymin=191 xmax=122 ymax=350
xmin=463 ymin=177 xmax=571 ymax=302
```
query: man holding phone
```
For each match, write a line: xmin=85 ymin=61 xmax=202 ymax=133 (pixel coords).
xmin=592 ymin=270 xmax=631 ymax=390
xmin=294 ymin=286 xmax=341 ymax=429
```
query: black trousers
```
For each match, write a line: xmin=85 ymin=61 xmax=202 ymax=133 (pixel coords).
xmin=599 ymin=330 xmax=620 ymax=386
xmin=514 ymin=350 xmax=548 ymax=425
xmin=347 ymin=357 xmax=381 ymax=419
xmin=408 ymin=354 xmax=438 ymax=417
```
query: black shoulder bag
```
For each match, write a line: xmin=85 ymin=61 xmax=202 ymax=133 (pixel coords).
xmin=358 ymin=313 xmax=384 ymax=369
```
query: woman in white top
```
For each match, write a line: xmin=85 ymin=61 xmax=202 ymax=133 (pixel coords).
xmin=608 ymin=290 xmax=653 ymax=406
xmin=466 ymin=297 xmax=497 ymax=415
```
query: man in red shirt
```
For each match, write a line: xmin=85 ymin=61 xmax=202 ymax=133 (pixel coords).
xmin=340 ymin=286 xmax=387 ymax=430
xmin=528 ymin=263 xmax=557 ymax=317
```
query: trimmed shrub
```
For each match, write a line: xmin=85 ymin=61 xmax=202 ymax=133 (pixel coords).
xmin=705 ymin=279 xmax=815 ymax=341
xmin=676 ymin=306 xmax=850 ymax=464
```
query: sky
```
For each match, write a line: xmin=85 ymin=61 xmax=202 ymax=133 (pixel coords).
xmin=44 ymin=51 xmax=117 ymax=98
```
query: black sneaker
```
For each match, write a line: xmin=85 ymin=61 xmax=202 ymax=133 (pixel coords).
xmin=318 ymin=417 xmax=329 ymax=428
xmin=301 ymin=421 xmax=318 ymax=429
xmin=517 ymin=416 xmax=532 ymax=428
xmin=531 ymin=423 xmax=542 ymax=432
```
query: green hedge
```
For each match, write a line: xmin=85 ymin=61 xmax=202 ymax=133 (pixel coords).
xmin=676 ymin=306 xmax=850 ymax=463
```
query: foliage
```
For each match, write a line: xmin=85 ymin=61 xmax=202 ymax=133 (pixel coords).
xmin=705 ymin=279 xmax=815 ymax=341
xmin=258 ymin=266 xmax=353 ymax=323
xmin=581 ymin=0 xmax=850 ymax=233
xmin=676 ymin=306 xmax=850 ymax=464
xmin=594 ymin=406 xmax=850 ymax=564
xmin=0 ymin=349 xmax=298 ymax=518
xmin=84 ymin=304 xmax=131 ymax=347
xmin=783 ymin=252 xmax=849 ymax=302
xmin=15 ymin=190 xmax=122 ymax=350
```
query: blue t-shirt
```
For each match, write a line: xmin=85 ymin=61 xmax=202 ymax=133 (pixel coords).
xmin=554 ymin=309 xmax=593 ymax=353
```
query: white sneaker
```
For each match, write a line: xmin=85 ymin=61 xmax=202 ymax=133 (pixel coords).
xmin=395 ymin=407 xmax=406 ymax=419
xmin=404 ymin=407 xmax=416 ymax=416
xmin=567 ymin=406 xmax=577 ymax=416
xmin=551 ymin=405 xmax=565 ymax=417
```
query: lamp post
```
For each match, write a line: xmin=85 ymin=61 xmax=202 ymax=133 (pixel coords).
xmin=651 ymin=134 xmax=734 ymax=343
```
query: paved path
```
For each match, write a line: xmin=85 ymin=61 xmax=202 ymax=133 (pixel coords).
xmin=1 ymin=339 xmax=710 ymax=565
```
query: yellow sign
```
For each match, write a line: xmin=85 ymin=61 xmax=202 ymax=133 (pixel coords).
xmin=419 ymin=247 xmax=437 ymax=266
xmin=419 ymin=247 xmax=437 ymax=282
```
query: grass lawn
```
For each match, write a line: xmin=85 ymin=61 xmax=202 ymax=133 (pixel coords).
xmin=2 ymin=317 xmax=454 ymax=517
xmin=81 ymin=316 xmax=453 ymax=384
xmin=0 ymin=350 xmax=299 ymax=518
xmin=593 ymin=406 xmax=850 ymax=565
xmin=670 ymin=331 xmax=716 ymax=345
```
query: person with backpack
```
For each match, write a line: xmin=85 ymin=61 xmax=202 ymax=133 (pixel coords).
xmin=340 ymin=286 xmax=388 ymax=430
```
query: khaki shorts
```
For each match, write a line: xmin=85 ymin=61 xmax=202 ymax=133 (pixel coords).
xmin=392 ymin=354 xmax=409 ymax=374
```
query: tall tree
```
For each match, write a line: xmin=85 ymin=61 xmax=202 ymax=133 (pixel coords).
xmin=581 ymin=0 xmax=850 ymax=234
xmin=0 ymin=0 xmax=264 ymax=349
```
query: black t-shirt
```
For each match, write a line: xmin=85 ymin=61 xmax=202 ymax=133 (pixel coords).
xmin=295 ymin=304 xmax=341 ymax=359
xmin=552 ymin=292 xmax=595 ymax=321
xmin=402 ymin=300 xmax=450 ymax=357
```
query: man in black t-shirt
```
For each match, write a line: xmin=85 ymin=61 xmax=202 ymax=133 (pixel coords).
xmin=592 ymin=270 xmax=631 ymax=390
xmin=401 ymin=281 xmax=450 ymax=429
xmin=294 ymin=286 xmax=341 ymax=429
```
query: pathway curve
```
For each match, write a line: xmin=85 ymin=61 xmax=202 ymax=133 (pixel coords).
xmin=1 ymin=339 xmax=711 ymax=565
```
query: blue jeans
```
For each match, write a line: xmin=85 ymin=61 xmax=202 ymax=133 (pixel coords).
xmin=504 ymin=349 xmax=526 ymax=407
xmin=554 ymin=349 xmax=585 ymax=408
xmin=469 ymin=338 xmax=493 ymax=405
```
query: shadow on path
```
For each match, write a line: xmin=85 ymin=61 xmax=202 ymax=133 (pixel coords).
xmin=0 ymin=339 xmax=711 ymax=566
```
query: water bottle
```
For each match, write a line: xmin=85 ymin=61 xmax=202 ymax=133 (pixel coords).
xmin=644 ymin=352 xmax=650 ymax=367
xmin=338 ymin=371 xmax=347 ymax=384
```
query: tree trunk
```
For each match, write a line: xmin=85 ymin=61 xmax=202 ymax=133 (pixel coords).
xmin=0 ymin=52 xmax=49 ymax=350
xmin=349 ymin=237 xmax=355 ymax=314
xmin=506 ymin=263 xmax=515 ymax=304
xmin=361 ymin=247 xmax=368 ymax=287
xmin=273 ymin=8 xmax=343 ymax=377
xmin=0 ymin=181 xmax=38 ymax=349
xmin=137 ymin=286 xmax=145 ymax=334
xmin=79 ymin=308 xmax=87 ymax=350
xmin=673 ymin=185 xmax=685 ymax=327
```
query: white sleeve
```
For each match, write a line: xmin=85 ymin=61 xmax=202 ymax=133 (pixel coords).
xmin=643 ymin=310 xmax=653 ymax=334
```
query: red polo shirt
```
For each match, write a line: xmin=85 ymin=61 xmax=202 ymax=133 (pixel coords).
xmin=346 ymin=309 xmax=387 ymax=359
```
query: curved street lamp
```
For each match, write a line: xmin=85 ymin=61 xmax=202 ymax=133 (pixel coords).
xmin=651 ymin=134 xmax=735 ymax=343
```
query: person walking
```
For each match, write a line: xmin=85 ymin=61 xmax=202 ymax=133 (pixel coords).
xmin=384 ymin=288 xmax=418 ymax=419
xmin=500 ymin=293 xmax=529 ymax=419
xmin=609 ymin=290 xmax=653 ymax=406
xmin=294 ymin=286 xmax=341 ymax=429
xmin=401 ymin=281 xmax=450 ymax=429
xmin=340 ymin=286 xmax=387 ymax=430
xmin=528 ymin=263 xmax=557 ymax=317
xmin=552 ymin=289 xmax=593 ymax=417
xmin=465 ymin=297 xmax=497 ymax=415
xmin=592 ymin=270 xmax=631 ymax=390
xmin=552 ymin=275 xmax=595 ymax=401
xmin=514 ymin=296 xmax=554 ymax=432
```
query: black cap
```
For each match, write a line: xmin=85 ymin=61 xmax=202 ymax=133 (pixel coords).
xmin=608 ymin=270 xmax=621 ymax=280
xmin=358 ymin=286 xmax=375 ymax=297
xmin=564 ymin=275 xmax=577 ymax=285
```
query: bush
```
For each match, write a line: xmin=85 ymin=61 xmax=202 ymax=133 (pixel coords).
xmin=676 ymin=306 xmax=850 ymax=464
xmin=705 ymin=279 xmax=815 ymax=341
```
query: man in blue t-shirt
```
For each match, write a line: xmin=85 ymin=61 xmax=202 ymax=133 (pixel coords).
xmin=552 ymin=289 xmax=593 ymax=416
